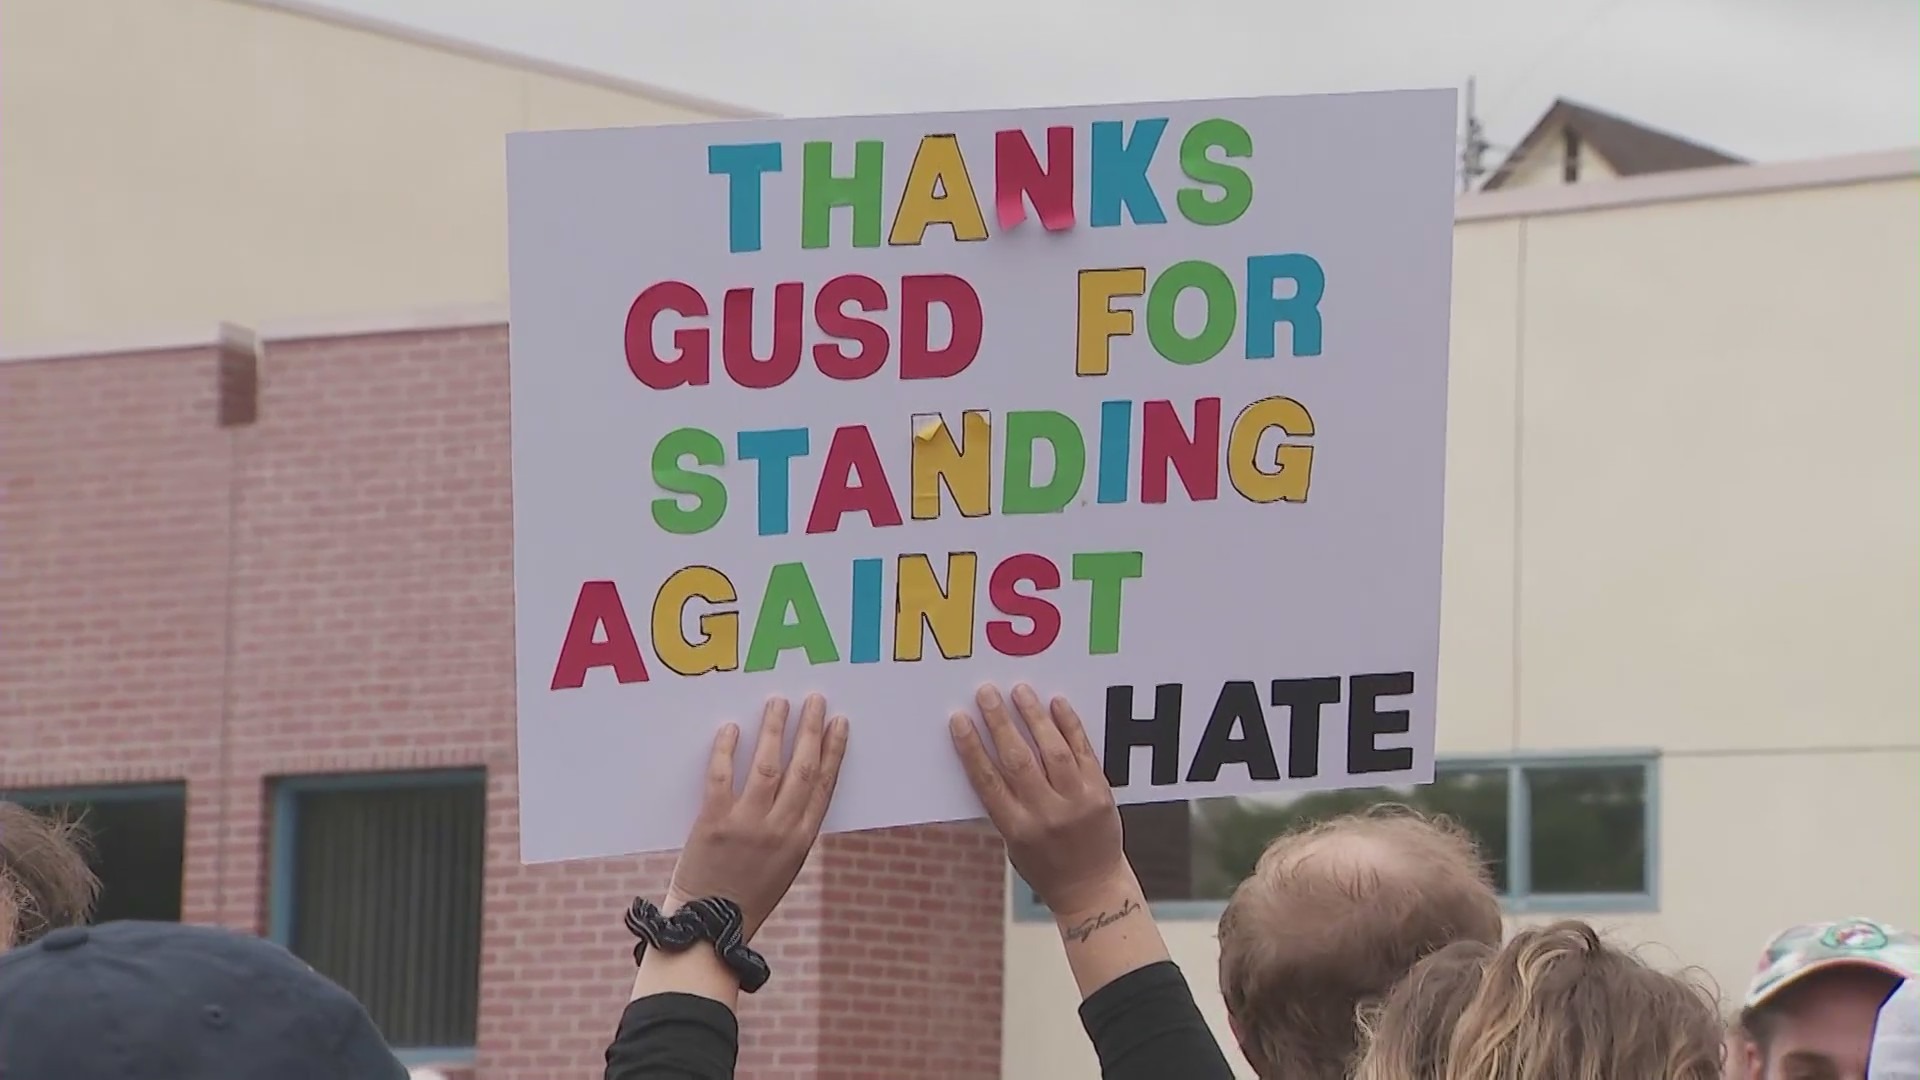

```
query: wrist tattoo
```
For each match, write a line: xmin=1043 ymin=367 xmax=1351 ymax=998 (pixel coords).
xmin=1062 ymin=897 xmax=1141 ymax=945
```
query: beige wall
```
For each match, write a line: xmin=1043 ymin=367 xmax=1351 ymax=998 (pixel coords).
xmin=1003 ymin=170 xmax=1920 ymax=1079
xmin=1496 ymin=128 xmax=1623 ymax=190
xmin=0 ymin=0 xmax=738 ymax=351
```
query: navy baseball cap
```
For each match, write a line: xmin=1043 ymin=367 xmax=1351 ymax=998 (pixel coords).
xmin=0 ymin=920 xmax=409 ymax=1079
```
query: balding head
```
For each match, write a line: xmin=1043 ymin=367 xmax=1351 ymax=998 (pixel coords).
xmin=1217 ymin=807 xmax=1504 ymax=1080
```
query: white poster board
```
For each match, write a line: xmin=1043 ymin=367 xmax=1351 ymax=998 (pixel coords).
xmin=507 ymin=91 xmax=1456 ymax=862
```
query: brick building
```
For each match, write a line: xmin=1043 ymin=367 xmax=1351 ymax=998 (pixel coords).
xmin=0 ymin=318 xmax=1008 ymax=1078
xmin=6 ymin=4 xmax=1918 ymax=1079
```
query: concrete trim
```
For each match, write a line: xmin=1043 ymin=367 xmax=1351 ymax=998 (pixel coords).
xmin=0 ymin=322 xmax=256 ymax=366
xmin=223 ymin=0 xmax=767 ymax=120
xmin=256 ymin=304 xmax=506 ymax=344
xmin=1458 ymin=147 xmax=1916 ymax=222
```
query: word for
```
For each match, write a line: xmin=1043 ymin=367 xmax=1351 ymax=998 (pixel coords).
xmin=706 ymin=116 xmax=1254 ymax=253
xmin=623 ymin=255 xmax=1325 ymax=393
xmin=650 ymin=395 xmax=1315 ymax=538
xmin=1102 ymin=674 xmax=1418 ymax=786
xmin=548 ymin=550 xmax=1145 ymax=688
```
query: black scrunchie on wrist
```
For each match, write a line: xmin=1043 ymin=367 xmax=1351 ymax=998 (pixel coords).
xmin=624 ymin=896 xmax=771 ymax=994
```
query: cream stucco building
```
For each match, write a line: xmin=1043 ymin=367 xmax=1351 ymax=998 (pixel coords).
xmin=4 ymin=2 xmax=1914 ymax=1078
xmin=0 ymin=0 xmax=754 ymax=352
xmin=1003 ymin=150 xmax=1920 ymax=1079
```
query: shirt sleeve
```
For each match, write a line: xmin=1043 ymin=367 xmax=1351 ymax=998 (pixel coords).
xmin=604 ymin=992 xmax=739 ymax=1080
xmin=1078 ymin=961 xmax=1239 ymax=1080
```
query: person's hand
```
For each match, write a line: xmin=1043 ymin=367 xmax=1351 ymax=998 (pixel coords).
xmin=664 ymin=694 xmax=850 ymax=938
xmin=949 ymin=684 xmax=1127 ymax=914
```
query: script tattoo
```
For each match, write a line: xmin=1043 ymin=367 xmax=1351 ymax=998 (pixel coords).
xmin=1062 ymin=898 xmax=1142 ymax=945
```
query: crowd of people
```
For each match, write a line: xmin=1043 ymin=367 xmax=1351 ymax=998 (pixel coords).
xmin=0 ymin=685 xmax=1913 ymax=1079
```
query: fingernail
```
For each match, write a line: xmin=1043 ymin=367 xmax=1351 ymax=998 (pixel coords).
xmin=1012 ymin=684 xmax=1037 ymax=708
xmin=832 ymin=716 xmax=849 ymax=735
xmin=806 ymin=692 xmax=825 ymax=711
xmin=949 ymin=714 xmax=970 ymax=737
xmin=979 ymin=685 xmax=1002 ymax=707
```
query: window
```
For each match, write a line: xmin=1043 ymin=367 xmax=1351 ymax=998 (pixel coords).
xmin=1015 ymin=757 xmax=1656 ymax=918
xmin=1562 ymin=130 xmax=1583 ymax=183
xmin=270 ymin=771 xmax=486 ymax=1057
xmin=4 ymin=784 xmax=187 ymax=923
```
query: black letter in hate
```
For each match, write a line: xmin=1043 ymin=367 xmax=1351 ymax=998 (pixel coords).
xmin=1104 ymin=684 xmax=1182 ymax=788
xmin=1186 ymin=681 xmax=1279 ymax=783
xmin=1348 ymin=671 xmax=1416 ymax=774
xmin=1270 ymin=677 xmax=1342 ymax=779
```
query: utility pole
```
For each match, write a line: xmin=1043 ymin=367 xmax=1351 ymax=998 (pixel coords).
xmin=1460 ymin=76 xmax=1491 ymax=192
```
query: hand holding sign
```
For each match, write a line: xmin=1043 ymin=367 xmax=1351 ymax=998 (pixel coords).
xmin=949 ymin=684 xmax=1125 ymax=916
xmin=665 ymin=694 xmax=850 ymax=939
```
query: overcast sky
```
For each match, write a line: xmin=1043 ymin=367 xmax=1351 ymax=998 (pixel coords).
xmin=313 ymin=0 xmax=1915 ymax=165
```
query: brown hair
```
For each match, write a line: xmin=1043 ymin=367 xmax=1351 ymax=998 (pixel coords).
xmin=1356 ymin=920 xmax=1725 ymax=1080
xmin=1216 ymin=807 xmax=1504 ymax=1079
xmin=0 ymin=802 xmax=98 ymax=946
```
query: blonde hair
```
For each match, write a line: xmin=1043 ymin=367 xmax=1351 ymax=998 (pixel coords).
xmin=0 ymin=802 xmax=98 ymax=946
xmin=1356 ymin=920 xmax=1724 ymax=1080
xmin=0 ymin=876 xmax=18 ymax=951
xmin=1217 ymin=807 xmax=1504 ymax=1079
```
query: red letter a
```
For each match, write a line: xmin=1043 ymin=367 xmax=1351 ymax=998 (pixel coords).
xmin=550 ymin=580 xmax=650 ymax=690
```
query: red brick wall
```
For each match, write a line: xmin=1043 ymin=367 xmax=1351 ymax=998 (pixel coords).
xmin=0 ymin=327 xmax=1006 ymax=1078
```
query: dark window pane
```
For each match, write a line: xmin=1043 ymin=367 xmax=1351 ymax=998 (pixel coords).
xmin=1173 ymin=769 xmax=1510 ymax=901
xmin=285 ymin=777 xmax=485 ymax=1049
xmin=1526 ymin=765 xmax=1648 ymax=895
xmin=12 ymin=789 xmax=185 ymax=924
xmin=1121 ymin=802 xmax=1194 ymax=901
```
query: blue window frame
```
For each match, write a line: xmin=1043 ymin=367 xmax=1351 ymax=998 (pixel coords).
xmin=2 ymin=782 xmax=187 ymax=924
xmin=268 ymin=769 xmax=486 ymax=1065
xmin=1011 ymin=753 xmax=1660 ymax=921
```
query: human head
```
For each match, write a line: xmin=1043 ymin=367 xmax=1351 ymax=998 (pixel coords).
xmin=1216 ymin=807 xmax=1504 ymax=1079
xmin=1740 ymin=919 xmax=1919 ymax=1080
xmin=0 ymin=801 xmax=98 ymax=946
xmin=1354 ymin=920 xmax=1724 ymax=1080
xmin=0 ymin=920 xmax=409 ymax=1078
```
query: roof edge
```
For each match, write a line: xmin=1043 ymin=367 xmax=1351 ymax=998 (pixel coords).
xmin=0 ymin=322 xmax=259 ymax=366
xmin=257 ymin=304 xmax=507 ymax=344
xmin=1461 ymin=146 xmax=1915 ymax=223
xmin=1553 ymin=96 xmax=1747 ymax=164
xmin=3 ymin=149 xmax=1912 ymax=366
xmin=224 ymin=0 xmax=769 ymax=119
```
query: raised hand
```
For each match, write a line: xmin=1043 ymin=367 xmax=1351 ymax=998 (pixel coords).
xmin=665 ymin=694 xmax=850 ymax=938
xmin=947 ymin=683 xmax=1127 ymax=915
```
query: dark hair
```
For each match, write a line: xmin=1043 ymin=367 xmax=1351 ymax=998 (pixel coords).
xmin=0 ymin=802 xmax=99 ymax=946
xmin=1216 ymin=807 xmax=1505 ymax=1079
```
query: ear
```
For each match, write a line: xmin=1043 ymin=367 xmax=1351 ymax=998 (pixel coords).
xmin=1741 ymin=1035 xmax=1764 ymax=1078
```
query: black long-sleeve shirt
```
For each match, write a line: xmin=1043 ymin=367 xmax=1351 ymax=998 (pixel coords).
xmin=605 ymin=960 xmax=1237 ymax=1080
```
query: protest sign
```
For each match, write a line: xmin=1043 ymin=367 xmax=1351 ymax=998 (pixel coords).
xmin=507 ymin=91 xmax=1456 ymax=861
